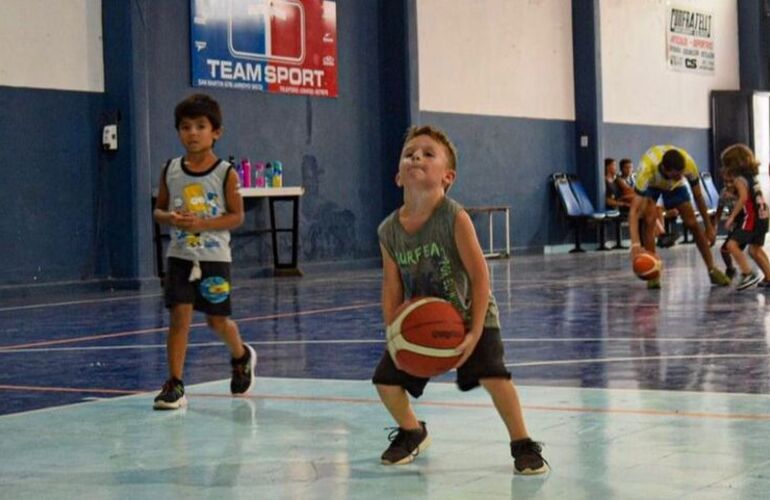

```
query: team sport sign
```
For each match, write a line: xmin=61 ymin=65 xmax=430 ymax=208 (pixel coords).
xmin=191 ymin=0 xmax=338 ymax=97
xmin=666 ymin=6 xmax=714 ymax=75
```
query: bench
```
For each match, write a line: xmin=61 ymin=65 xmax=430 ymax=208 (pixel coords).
xmin=551 ymin=173 xmax=619 ymax=252
xmin=466 ymin=205 xmax=510 ymax=258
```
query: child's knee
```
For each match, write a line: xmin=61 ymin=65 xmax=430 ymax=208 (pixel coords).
xmin=206 ymin=315 xmax=229 ymax=331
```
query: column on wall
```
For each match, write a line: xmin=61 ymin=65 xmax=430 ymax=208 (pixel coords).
xmin=571 ymin=0 xmax=604 ymax=210
xmin=101 ymin=0 xmax=153 ymax=284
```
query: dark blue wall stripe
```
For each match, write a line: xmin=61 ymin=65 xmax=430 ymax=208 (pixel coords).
xmin=604 ymin=123 xmax=712 ymax=172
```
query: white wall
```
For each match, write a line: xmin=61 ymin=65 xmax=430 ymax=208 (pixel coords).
xmin=416 ymin=0 xmax=575 ymax=120
xmin=0 ymin=0 xmax=104 ymax=92
xmin=600 ymin=0 xmax=739 ymax=129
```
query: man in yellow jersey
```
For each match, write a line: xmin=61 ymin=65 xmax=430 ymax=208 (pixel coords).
xmin=628 ymin=145 xmax=731 ymax=289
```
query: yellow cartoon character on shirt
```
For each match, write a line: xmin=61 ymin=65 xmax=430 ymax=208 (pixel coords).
xmin=182 ymin=184 xmax=208 ymax=248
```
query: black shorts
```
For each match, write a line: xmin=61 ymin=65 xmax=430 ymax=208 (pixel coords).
xmin=371 ymin=327 xmax=511 ymax=398
xmin=722 ymin=228 xmax=746 ymax=251
xmin=729 ymin=218 xmax=769 ymax=247
xmin=164 ymin=257 xmax=232 ymax=316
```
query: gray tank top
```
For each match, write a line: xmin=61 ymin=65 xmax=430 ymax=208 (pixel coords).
xmin=378 ymin=197 xmax=500 ymax=328
xmin=164 ymin=157 xmax=233 ymax=263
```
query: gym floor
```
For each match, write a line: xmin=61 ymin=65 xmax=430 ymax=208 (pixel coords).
xmin=2 ymin=244 xmax=769 ymax=499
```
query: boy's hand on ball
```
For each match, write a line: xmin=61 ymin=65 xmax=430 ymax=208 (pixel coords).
xmin=453 ymin=330 xmax=481 ymax=368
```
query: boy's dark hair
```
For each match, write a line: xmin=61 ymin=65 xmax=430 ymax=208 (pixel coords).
xmin=661 ymin=149 xmax=685 ymax=172
xmin=619 ymin=158 xmax=633 ymax=170
xmin=174 ymin=93 xmax=222 ymax=130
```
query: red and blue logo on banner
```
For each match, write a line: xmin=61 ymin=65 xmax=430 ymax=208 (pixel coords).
xmin=191 ymin=0 xmax=338 ymax=97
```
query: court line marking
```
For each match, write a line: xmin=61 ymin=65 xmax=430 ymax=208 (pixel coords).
xmin=0 ymin=302 xmax=380 ymax=351
xmin=1 ymin=337 xmax=768 ymax=354
xmin=0 ymin=293 xmax=163 ymax=312
xmin=505 ymin=353 xmax=770 ymax=367
xmin=1 ymin=382 xmax=769 ymax=421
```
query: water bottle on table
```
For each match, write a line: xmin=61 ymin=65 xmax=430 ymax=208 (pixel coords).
xmin=254 ymin=162 xmax=266 ymax=187
xmin=271 ymin=161 xmax=283 ymax=187
xmin=240 ymin=158 xmax=252 ymax=188
xmin=265 ymin=162 xmax=274 ymax=188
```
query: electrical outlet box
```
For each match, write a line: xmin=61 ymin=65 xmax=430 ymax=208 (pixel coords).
xmin=102 ymin=124 xmax=118 ymax=151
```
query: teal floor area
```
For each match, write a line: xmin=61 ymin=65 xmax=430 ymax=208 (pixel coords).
xmin=2 ymin=377 xmax=770 ymax=499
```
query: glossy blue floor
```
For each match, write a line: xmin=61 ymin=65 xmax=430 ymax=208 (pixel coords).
xmin=2 ymin=244 xmax=770 ymax=499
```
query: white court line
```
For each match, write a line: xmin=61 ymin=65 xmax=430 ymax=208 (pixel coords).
xmin=505 ymin=353 xmax=770 ymax=367
xmin=0 ymin=336 xmax=766 ymax=354
xmin=0 ymin=293 xmax=163 ymax=313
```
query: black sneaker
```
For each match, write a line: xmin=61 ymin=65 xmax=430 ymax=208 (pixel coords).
xmin=657 ymin=232 xmax=678 ymax=248
xmin=381 ymin=421 xmax=431 ymax=465
xmin=153 ymin=378 xmax=186 ymax=410
xmin=511 ymin=438 xmax=549 ymax=475
xmin=231 ymin=343 xmax=257 ymax=395
xmin=725 ymin=267 xmax=737 ymax=281
xmin=757 ymin=280 xmax=770 ymax=288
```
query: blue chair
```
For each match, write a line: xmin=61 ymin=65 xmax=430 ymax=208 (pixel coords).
xmin=700 ymin=171 xmax=721 ymax=214
xmin=569 ymin=177 xmax=620 ymax=251
xmin=551 ymin=173 xmax=618 ymax=252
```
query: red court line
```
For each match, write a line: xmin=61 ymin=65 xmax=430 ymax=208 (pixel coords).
xmin=2 ymin=384 xmax=770 ymax=421
xmin=0 ymin=302 xmax=379 ymax=351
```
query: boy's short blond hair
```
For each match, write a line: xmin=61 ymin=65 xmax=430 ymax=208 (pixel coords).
xmin=403 ymin=125 xmax=458 ymax=172
xmin=720 ymin=143 xmax=760 ymax=176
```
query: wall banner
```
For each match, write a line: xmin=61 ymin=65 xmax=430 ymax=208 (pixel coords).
xmin=191 ymin=0 xmax=338 ymax=97
xmin=666 ymin=6 xmax=714 ymax=74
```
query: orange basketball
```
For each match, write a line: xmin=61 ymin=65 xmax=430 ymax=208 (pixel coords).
xmin=386 ymin=297 xmax=466 ymax=378
xmin=633 ymin=252 xmax=661 ymax=281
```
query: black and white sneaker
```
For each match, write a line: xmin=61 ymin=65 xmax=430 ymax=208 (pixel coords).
xmin=381 ymin=421 xmax=431 ymax=465
xmin=736 ymin=272 xmax=761 ymax=291
xmin=511 ymin=438 xmax=549 ymax=475
xmin=153 ymin=378 xmax=187 ymax=410
xmin=230 ymin=343 xmax=257 ymax=395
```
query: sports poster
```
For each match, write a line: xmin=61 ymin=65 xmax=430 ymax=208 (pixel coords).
xmin=666 ymin=6 xmax=714 ymax=75
xmin=190 ymin=0 xmax=338 ymax=97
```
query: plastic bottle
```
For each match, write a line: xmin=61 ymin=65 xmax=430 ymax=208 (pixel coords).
xmin=265 ymin=162 xmax=274 ymax=188
xmin=253 ymin=162 xmax=266 ymax=188
xmin=229 ymin=156 xmax=243 ymax=186
xmin=240 ymin=158 xmax=252 ymax=188
xmin=271 ymin=160 xmax=283 ymax=188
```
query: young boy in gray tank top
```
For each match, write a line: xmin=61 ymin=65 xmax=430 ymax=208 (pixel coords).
xmin=371 ymin=125 xmax=549 ymax=475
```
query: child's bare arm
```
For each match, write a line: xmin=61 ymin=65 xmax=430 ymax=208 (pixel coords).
xmin=453 ymin=210 xmax=490 ymax=366
xmin=380 ymin=244 xmax=403 ymax=326
xmin=726 ymin=178 xmax=749 ymax=228
xmin=153 ymin=171 xmax=185 ymax=227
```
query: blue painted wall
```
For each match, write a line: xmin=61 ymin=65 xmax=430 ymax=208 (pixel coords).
xmin=144 ymin=0 xmax=395 ymax=274
xmin=415 ymin=112 xmax=577 ymax=249
xmin=0 ymin=87 xmax=103 ymax=285
xmin=604 ymin=124 xmax=712 ymax=174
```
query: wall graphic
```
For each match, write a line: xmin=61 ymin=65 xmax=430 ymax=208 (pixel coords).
xmin=191 ymin=0 xmax=338 ymax=97
xmin=667 ymin=6 xmax=714 ymax=74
